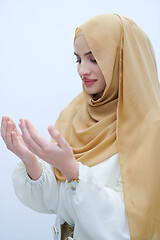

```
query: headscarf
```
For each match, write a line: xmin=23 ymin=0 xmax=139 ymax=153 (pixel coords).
xmin=53 ymin=14 xmax=160 ymax=239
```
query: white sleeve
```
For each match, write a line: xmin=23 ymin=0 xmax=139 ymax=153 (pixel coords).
xmin=12 ymin=159 xmax=59 ymax=214
xmin=66 ymin=163 xmax=130 ymax=240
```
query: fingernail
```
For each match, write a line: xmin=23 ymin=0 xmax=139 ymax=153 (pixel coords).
xmin=19 ymin=118 xmax=24 ymax=124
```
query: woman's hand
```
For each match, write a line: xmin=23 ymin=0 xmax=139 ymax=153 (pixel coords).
xmin=1 ymin=116 xmax=42 ymax=180
xmin=1 ymin=116 xmax=36 ymax=162
xmin=19 ymin=119 xmax=79 ymax=181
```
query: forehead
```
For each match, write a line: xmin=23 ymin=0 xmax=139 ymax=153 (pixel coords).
xmin=74 ymin=34 xmax=91 ymax=55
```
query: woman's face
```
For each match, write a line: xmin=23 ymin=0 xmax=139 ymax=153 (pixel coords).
xmin=74 ymin=34 xmax=106 ymax=95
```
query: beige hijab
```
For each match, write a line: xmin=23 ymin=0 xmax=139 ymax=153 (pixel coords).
xmin=53 ymin=14 xmax=160 ymax=239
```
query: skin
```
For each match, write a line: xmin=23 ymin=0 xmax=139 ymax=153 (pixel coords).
xmin=1 ymin=116 xmax=79 ymax=181
xmin=1 ymin=34 xmax=106 ymax=182
xmin=74 ymin=34 xmax=106 ymax=95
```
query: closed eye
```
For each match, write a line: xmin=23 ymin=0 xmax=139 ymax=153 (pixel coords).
xmin=76 ymin=59 xmax=81 ymax=63
xmin=74 ymin=51 xmax=97 ymax=64
xmin=90 ymin=59 xmax=97 ymax=63
xmin=75 ymin=59 xmax=97 ymax=64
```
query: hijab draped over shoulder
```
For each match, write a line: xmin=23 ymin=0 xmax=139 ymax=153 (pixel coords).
xmin=52 ymin=14 xmax=160 ymax=239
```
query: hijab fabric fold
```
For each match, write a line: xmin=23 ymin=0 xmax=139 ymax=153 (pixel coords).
xmin=53 ymin=14 xmax=160 ymax=239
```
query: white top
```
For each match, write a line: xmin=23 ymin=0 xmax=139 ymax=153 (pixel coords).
xmin=12 ymin=153 xmax=130 ymax=240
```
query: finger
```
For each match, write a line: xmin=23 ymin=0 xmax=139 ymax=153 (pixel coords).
xmin=1 ymin=116 xmax=18 ymax=138
xmin=8 ymin=117 xmax=16 ymax=128
xmin=5 ymin=121 xmax=15 ymax=150
xmin=7 ymin=117 xmax=21 ymax=136
xmin=10 ymin=119 xmax=20 ymax=136
xmin=11 ymin=131 xmax=25 ymax=157
xmin=6 ymin=121 xmax=14 ymax=142
xmin=19 ymin=119 xmax=42 ymax=154
xmin=48 ymin=126 xmax=69 ymax=149
xmin=1 ymin=116 xmax=9 ymax=139
xmin=24 ymin=119 xmax=49 ymax=149
xmin=11 ymin=131 xmax=19 ymax=148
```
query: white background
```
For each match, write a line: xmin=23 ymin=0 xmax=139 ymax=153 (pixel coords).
xmin=0 ymin=0 xmax=160 ymax=239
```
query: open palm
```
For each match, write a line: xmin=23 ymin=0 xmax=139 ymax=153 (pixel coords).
xmin=1 ymin=116 xmax=36 ymax=161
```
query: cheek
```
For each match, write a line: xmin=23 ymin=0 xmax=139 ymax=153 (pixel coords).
xmin=99 ymin=76 xmax=106 ymax=89
xmin=102 ymin=79 xmax=106 ymax=89
xmin=97 ymin=69 xmax=106 ymax=89
xmin=97 ymin=68 xmax=105 ymax=83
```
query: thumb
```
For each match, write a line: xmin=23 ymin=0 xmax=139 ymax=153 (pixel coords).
xmin=48 ymin=126 xmax=68 ymax=149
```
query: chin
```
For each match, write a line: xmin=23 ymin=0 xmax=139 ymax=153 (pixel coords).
xmin=84 ymin=87 xmax=96 ymax=95
xmin=85 ymin=87 xmax=103 ymax=95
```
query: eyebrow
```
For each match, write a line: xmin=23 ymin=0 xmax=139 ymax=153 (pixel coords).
xmin=74 ymin=51 xmax=92 ymax=57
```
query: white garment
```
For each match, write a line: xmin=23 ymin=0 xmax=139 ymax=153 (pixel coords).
xmin=12 ymin=153 xmax=130 ymax=240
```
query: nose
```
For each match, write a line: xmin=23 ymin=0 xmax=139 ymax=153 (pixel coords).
xmin=78 ymin=61 xmax=90 ymax=77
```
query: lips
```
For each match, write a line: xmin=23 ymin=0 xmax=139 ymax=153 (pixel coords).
xmin=82 ymin=78 xmax=97 ymax=86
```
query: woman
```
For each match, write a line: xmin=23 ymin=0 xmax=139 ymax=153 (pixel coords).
xmin=1 ymin=14 xmax=160 ymax=240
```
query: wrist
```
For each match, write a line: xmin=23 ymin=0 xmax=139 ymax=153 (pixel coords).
xmin=64 ymin=160 xmax=79 ymax=182
xmin=23 ymin=155 xmax=43 ymax=180
xmin=19 ymin=150 xmax=36 ymax=165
